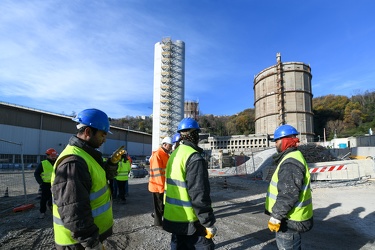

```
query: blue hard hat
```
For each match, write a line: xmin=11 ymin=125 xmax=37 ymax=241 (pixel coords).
xmin=273 ymin=124 xmax=299 ymax=141
xmin=177 ymin=118 xmax=201 ymax=132
xmin=172 ymin=133 xmax=181 ymax=143
xmin=72 ymin=108 xmax=111 ymax=133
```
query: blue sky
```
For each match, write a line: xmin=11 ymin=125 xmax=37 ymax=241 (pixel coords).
xmin=0 ymin=0 xmax=374 ymax=118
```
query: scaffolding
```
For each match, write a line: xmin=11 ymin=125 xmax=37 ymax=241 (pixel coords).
xmin=158 ymin=38 xmax=184 ymax=141
xmin=276 ymin=52 xmax=285 ymax=126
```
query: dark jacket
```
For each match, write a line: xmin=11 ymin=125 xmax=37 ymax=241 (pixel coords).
xmin=51 ymin=136 xmax=118 ymax=249
xmin=267 ymin=147 xmax=313 ymax=233
xmin=34 ymin=159 xmax=55 ymax=185
xmin=163 ymin=140 xmax=216 ymax=235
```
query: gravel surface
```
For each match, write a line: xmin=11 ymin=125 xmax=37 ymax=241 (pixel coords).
xmin=1 ymin=175 xmax=375 ymax=249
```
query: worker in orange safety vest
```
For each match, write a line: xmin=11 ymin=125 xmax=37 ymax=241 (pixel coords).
xmin=148 ymin=136 xmax=172 ymax=226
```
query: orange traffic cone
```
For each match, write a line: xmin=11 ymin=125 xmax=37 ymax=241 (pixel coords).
xmin=3 ymin=187 xmax=9 ymax=198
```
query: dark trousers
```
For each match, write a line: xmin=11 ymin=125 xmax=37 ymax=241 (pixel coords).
xmin=109 ymin=179 xmax=116 ymax=198
xmin=152 ymin=192 xmax=164 ymax=226
xmin=170 ymin=233 xmax=215 ymax=250
xmin=40 ymin=182 xmax=52 ymax=213
xmin=276 ymin=231 xmax=302 ymax=250
xmin=116 ymin=180 xmax=128 ymax=200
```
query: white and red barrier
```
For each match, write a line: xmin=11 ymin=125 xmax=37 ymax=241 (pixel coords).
xmin=308 ymin=159 xmax=375 ymax=181
xmin=309 ymin=165 xmax=347 ymax=173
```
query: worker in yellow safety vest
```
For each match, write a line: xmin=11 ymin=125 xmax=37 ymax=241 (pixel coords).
xmin=163 ymin=118 xmax=216 ymax=250
xmin=51 ymin=108 xmax=125 ymax=250
xmin=265 ymin=124 xmax=313 ymax=250
xmin=34 ymin=148 xmax=58 ymax=219
xmin=115 ymin=153 xmax=132 ymax=203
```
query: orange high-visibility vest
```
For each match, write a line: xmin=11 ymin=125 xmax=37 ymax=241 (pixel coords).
xmin=148 ymin=147 xmax=169 ymax=193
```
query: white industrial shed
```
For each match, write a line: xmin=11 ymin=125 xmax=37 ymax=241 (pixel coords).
xmin=0 ymin=102 xmax=152 ymax=165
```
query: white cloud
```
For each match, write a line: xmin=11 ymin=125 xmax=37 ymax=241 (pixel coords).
xmin=0 ymin=1 xmax=164 ymax=117
xmin=0 ymin=0 xmax=375 ymax=118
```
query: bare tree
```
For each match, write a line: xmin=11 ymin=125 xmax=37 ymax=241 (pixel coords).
xmin=326 ymin=120 xmax=345 ymax=138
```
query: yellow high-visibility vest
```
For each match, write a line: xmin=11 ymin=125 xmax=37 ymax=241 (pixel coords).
xmin=115 ymin=159 xmax=131 ymax=181
xmin=265 ymin=150 xmax=313 ymax=221
xmin=41 ymin=160 xmax=53 ymax=183
xmin=51 ymin=145 xmax=113 ymax=246
xmin=164 ymin=144 xmax=198 ymax=223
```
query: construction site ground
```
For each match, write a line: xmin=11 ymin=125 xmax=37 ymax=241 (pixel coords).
xmin=1 ymin=174 xmax=375 ymax=250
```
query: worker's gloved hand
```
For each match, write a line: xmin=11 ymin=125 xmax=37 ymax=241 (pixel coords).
xmin=268 ymin=217 xmax=281 ymax=232
xmin=110 ymin=146 xmax=126 ymax=164
xmin=86 ymin=241 xmax=105 ymax=250
xmin=205 ymin=226 xmax=217 ymax=239
xmin=104 ymin=162 xmax=118 ymax=180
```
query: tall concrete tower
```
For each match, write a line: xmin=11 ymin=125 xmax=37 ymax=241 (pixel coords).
xmin=253 ymin=53 xmax=314 ymax=143
xmin=152 ymin=37 xmax=185 ymax=151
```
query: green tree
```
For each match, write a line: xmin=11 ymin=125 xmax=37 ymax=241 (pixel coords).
xmin=343 ymin=101 xmax=363 ymax=129
xmin=108 ymin=90 xmax=375 ymax=139
xmin=313 ymin=95 xmax=350 ymax=138
xmin=351 ymin=90 xmax=375 ymax=123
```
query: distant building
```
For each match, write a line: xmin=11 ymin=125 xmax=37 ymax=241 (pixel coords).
xmin=330 ymin=138 xmax=349 ymax=148
xmin=348 ymin=135 xmax=375 ymax=147
xmin=198 ymin=53 xmax=315 ymax=155
xmin=199 ymin=134 xmax=270 ymax=154
xmin=209 ymin=134 xmax=269 ymax=150
xmin=0 ymin=102 xmax=152 ymax=166
xmin=184 ymin=101 xmax=199 ymax=119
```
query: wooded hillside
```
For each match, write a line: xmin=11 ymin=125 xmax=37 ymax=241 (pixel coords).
xmin=110 ymin=90 xmax=375 ymax=141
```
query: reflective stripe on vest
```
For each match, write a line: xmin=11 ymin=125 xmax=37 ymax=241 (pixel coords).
xmin=148 ymin=147 xmax=169 ymax=193
xmin=150 ymin=167 xmax=165 ymax=178
xmin=51 ymin=145 xmax=113 ymax=246
xmin=265 ymin=150 xmax=313 ymax=221
xmin=115 ymin=160 xmax=131 ymax=181
xmin=41 ymin=160 xmax=53 ymax=183
xmin=164 ymin=144 xmax=198 ymax=223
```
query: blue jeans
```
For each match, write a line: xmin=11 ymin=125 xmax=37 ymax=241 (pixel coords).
xmin=170 ymin=233 xmax=215 ymax=250
xmin=276 ymin=231 xmax=301 ymax=250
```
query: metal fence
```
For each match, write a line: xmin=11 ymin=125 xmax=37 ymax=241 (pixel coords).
xmin=0 ymin=139 xmax=39 ymax=214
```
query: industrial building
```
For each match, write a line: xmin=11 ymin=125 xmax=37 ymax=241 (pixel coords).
xmin=184 ymin=101 xmax=199 ymax=120
xmin=152 ymin=37 xmax=185 ymax=151
xmin=254 ymin=53 xmax=314 ymax=142
xmin=0 ymin=102 xmax=152 ymax=166
xmin=200 ymin=53 xmax=314 ymax=154
xmin=204 ymin=134 xmax=269 ymax=152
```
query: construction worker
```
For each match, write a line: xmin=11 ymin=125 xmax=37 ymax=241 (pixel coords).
xmin=34 ymin=148 xmax=58 ymax=219
xmin=115 ymin=153 xmax=132 ymax=203
xmin=265 ymin=124 xmax=313 ymax=250
xmin=148 ymin=136 xmax=173 ymax=227
xmin=171 ymin=132 xmax=181 ymax=151
xmin=103 ymin=156 xmax=116 ymax=199
xmin=51 ymin=108 xmax=125 ymax=250
xmin=163 ymin=118 xmax=216 ymax=250
xmin=127 ymin=154 xmax=133 ymax=165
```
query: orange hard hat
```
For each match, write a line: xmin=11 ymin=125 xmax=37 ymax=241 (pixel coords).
xmin=45 ymin=148 xmax=57 ymax=157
